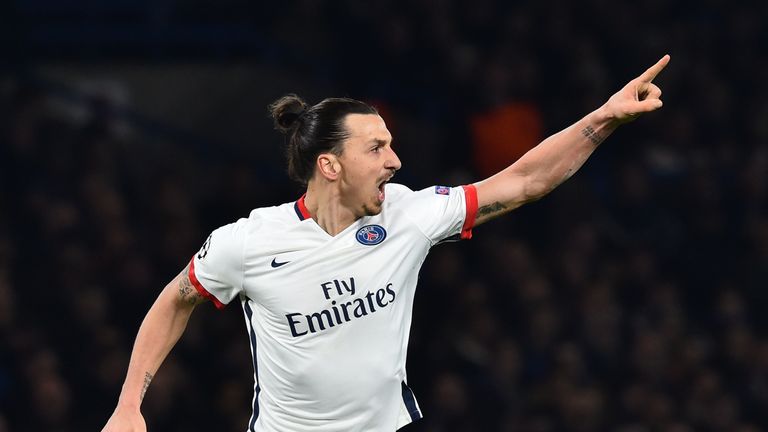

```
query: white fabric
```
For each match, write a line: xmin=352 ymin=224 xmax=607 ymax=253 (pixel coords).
xmin=191 ymin=183 xmax=472 ymax=432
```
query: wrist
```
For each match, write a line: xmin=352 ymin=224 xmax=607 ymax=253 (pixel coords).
xmin=116 ymin=401 xmax=141 ymax=412
xmin=590 ymin=104 xmax=622 ymax=132
xmin=117 ymin=393 xmax=142 ymax=411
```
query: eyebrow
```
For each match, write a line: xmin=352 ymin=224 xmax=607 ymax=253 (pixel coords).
xmin=369 ymin=138 xmax=393 ymax=146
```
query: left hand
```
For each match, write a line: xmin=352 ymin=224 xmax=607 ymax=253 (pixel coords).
xmin=604 ymin=54 xmax=670 ymax=125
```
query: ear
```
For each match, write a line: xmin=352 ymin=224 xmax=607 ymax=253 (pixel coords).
xmin=317 ymin=153 xmax=342 ymax=181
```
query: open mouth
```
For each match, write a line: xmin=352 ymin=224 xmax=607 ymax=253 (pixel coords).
xmin=377 ymin=180 xmax=387 ymax=203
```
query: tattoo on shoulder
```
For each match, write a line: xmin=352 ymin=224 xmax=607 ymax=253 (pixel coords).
xmin=477 ymin=202 xmax=507 ymax=218
xmin=178 ymin=265 xmax=203 ymax=306
xmin=581 ymin=125 xmax=606 ymax=146
xmin=140 ymin=371 xmax=153 ymax=401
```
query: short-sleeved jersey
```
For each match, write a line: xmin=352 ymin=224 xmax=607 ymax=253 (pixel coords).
xmin=189 ymin=183 xmax=478 ymax=432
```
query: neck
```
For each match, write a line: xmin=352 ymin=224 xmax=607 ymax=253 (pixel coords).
xmin=303 ymin=180 xmax=359 ymax=236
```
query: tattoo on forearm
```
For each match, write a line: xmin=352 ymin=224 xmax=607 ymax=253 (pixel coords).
xmin=581 ymin=125 xmax=606 ymax=146
xmin=477 ymin=202 xmax=507 ymax=218
xmin=178 ymin=265 xmax=203 ymax=306
xmin=140 ymin=371 xmax=153 ymax=401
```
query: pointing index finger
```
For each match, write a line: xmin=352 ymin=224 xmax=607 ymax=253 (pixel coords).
xmin=638 ymin=54 xmax=671 ymax=83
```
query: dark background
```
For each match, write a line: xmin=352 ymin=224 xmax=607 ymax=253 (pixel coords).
xmin=1 ymin=1 xmax=767 ymax=431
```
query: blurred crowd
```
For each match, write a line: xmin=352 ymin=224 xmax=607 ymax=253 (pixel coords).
xmin=2 ymin=0 xmax=768 ymax=431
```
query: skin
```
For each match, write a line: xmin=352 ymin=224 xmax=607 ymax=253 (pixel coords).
xmin=102 ymin=55 xmax=669 ymax=432
xmin=101 ymin=266 xmax=204 ymax=432
xmin=304 ymin=114 xmax=401 ymax=236
xmin=472 ymin=55 xmax=670 ymax=224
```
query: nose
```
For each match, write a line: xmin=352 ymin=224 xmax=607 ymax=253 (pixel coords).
xmin=386 ymin=146 xmax=402 ymax=171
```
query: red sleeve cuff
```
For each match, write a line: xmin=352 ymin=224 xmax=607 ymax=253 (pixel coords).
xmin=188 ymin=257 xmax=226 ymax=310
xmin=460 ymin=184 xmax=478 ymax=240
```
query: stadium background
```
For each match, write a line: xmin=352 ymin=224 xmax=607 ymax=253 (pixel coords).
xmin=1 ymin=1 xmax=767 ymax=431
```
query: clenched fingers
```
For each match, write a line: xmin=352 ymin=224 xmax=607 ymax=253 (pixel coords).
xmin=637 ymin=82 xmax=662 ymax=101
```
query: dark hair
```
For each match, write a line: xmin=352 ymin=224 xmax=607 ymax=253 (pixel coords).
xmin=269 ymin=94 xmax=378 ymax=185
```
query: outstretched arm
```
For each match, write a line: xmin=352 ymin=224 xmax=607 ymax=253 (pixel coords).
xmin=102 ymin=264 xmax=208 ymax=432
xmin=473 ymin=55 xmax=670 ymax=226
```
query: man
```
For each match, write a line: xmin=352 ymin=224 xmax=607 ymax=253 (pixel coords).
xmin=103 ymin=55 xmax=670 ymax=431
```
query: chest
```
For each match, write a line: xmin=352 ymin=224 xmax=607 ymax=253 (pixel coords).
xmin=241 ymin=217 xmax=430 ymax=313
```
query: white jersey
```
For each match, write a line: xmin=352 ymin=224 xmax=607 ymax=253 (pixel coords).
xmin=189 ymin=183 xmax=478 ymax=432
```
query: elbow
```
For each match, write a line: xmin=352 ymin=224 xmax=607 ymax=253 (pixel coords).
xmin=523 ymin=177 xmax=555 ymax=202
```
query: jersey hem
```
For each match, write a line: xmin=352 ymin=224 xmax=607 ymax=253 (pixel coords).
xmin=460 ymin=184 xmax=478 ymax=239
xmin=188 ymin=257 xmax=226 ymax=310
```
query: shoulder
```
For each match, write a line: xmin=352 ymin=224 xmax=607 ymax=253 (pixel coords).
xmin=384 ymin=182 xmax=414 ymax=202
xmin=246 ymin=199 xmax=305 ymax=225
xmin=212 ymin=200 xmax=299 ymax=239
xmin=385 ymin=183 xmax=462 ymax=206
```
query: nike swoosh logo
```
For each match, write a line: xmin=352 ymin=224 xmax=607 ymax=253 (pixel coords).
xmin=271 ymin=258 xmax=290 ymax=268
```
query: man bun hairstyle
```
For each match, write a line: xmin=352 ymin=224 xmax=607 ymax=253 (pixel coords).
xmin=270 ymin=94 xmax=308 ymax=133
xmin=269 ymin=94 xmax=379 ymax=185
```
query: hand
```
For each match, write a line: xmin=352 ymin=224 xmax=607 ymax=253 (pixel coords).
xmin=102 ymin=406 xmax=146 ymax=432
xmin=604 ymin=54 xmax=670 ymax=125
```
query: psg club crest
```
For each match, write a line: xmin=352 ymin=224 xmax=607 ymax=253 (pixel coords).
xmin=434 ymin=185 xmax=450 ymax=195
xmin=356 ymin=225 xmax=387 ymax=246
